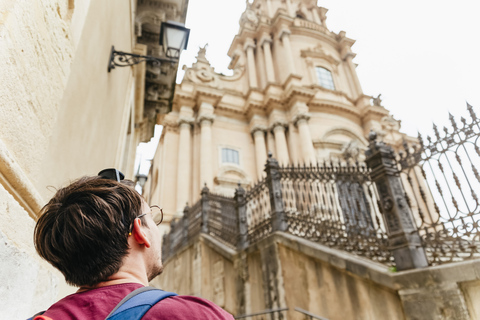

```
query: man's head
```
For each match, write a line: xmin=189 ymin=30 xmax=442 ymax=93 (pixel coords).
xmin=34 ymin=175 xmax=162 ymax=287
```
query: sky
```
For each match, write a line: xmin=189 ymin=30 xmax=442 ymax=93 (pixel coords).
xmin=135 ymin=0 xmax=480 ymax=175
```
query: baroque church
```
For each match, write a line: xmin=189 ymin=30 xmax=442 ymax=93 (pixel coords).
xmin=146 ymin=1 xmax=480 ymax=319
xmin=144 ymin=0 xmax=404 ymax=217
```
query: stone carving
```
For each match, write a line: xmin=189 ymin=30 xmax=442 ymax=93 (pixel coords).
xmin=341 ymin=140 xmax=361 ymax=161
xmin=240 ymin=1 xmax=259 ymax=28
xmin=146 ymin=83 xmax=167 ymax=101
xmin=372 ymin=94 xmax=382 ymax=106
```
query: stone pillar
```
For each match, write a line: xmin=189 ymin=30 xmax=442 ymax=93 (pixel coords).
xmin=176 ymin=119 xmax=193 ymax=214
xmin=311 ymin=7 xmax=322 ymax=24
xmin=201 ymin=184 xmax=210 ymax=234
xmin=252 ymin=127 xmax=268 ymax=179
xmin=272 ymin=123 xmax=290 ymax=165
xmin=285 ymin=0 xmax=295 ymax=17
xmin=266 ymin=0 xmax=273 ymax=17
xmin=260 ymin=35 xmax=276 ymax=84
xmin=265 ymin=153 xmax=287 ymax=232
xmin=294 ymin=114 xmax=316 ymax=165
xmin=235 ymin=185 xmax=249 ymax=250
xmin=365 ymin=131 xmax=428 ymax=271
xmin=279 ymin=29 xmax=295 ymax=76
xmin=199 ymin=115 xmax=214 ymax=188
xmin=182 ymin=205 xmax=189 ymax=246
xmin=244 ymin=39 xmax=258 ymax=89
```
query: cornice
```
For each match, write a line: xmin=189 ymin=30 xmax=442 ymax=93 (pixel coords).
xmin=308 ymin=100 xmax=361 ymax=117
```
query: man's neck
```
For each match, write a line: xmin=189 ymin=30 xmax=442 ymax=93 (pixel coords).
xmin=77 ymin=271 xmax=148 ymax=293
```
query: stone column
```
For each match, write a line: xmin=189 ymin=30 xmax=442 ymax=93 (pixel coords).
xmin=294 ymin=114 xmax=316 ymax=165
xmin=279 ymin=29 xmax=295 ymax=76
xmin=244 ymin=39 xmax=258 ymax=89
xmin=252 ymin=127 xmax=267 ymax=179
xmin=365 ymin=131 xmax=428 ymax=271
xmin=176 ymin=119 xmax=193 ymax=214
xmin=199 ymin=115 xmax=215 ymax=188
xmin=311 ymin=7 xmax=322 ymax=24
xmin=285 ymin=0 xmax=295 ymax=17
xmin=343 ymin=49 xmax=363 ymax=97
xmin=260 ymin=35 xmax=276 ymax=84
xmin=266 ymin=0 xmax=273 ymax=17
xmin=272 ymin=123 xmax=290 ymax=165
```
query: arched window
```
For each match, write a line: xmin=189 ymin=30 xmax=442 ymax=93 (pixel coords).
xmin=315 ymin=67 xmax=335 ymax=90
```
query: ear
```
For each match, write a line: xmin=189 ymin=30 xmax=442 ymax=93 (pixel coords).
xmin=132 ymin=218 xmax=151 ymax=248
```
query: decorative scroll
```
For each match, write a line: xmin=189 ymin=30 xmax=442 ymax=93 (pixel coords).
xmin=398 ymin=103 xmax=480 ymax=265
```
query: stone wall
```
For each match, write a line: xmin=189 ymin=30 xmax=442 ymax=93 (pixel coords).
xmin=156 ymin=232 xmax=480 ymax=320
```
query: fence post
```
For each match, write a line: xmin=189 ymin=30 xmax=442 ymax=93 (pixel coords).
xmin=169 ymin=219 xmax=176 ymax=254
xmin=265 ymin=153 xmax=288 ymax=232
xmin=235 ymin=184 xmax=249 ymax=250
xmin=201 ymin=184 xmax=210 ymax=234
xmin=365 ymin=131 xmax=428 ymax=270
xmin=182 ymin=204 xmax=189 ymax=246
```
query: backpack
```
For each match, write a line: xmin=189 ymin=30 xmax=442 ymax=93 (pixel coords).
xmin=27 ymin=286 xmax=178 ymax=320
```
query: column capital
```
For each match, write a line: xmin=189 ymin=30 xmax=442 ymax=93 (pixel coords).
xmin=198 ymin=114 xmax=215 ymax=125
xmin=251 ymin=125 xmax=267 ymax=135
xmin=259 ymin=34 xmax=273 ymax=48
xmin=178 ymin=116 xmax=195 ymax=127
xmin=270 ymin=121 xmax=288 ymax=132
xmin=243 ymin=38 xmax=256 ymax=51
xmin=277 ymin=28 xmax=291 ymax=40
xmin=292 ymin=113 xmax=311 ymax=126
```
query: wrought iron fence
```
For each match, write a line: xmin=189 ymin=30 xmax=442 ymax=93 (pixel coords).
xmin=162 ymin=104 xmax=480 ymax=269
xmin=207 ymin=193 xmax=238 ymax=248
xmin=279 ymin=162 xmax=393 ymax=265
xmin=398 ymin=103 xmax=480 ymax=265
xmin=245 ymin=179 xmax=272 ymax=244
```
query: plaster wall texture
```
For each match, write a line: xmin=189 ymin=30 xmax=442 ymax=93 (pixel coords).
xmin=0 ymin=184 xmax=61 ymax=319
xmin=36 ymin=0 xmax=136 ymax=196
xmin=0 ymin=0 xmax=140 ymax=315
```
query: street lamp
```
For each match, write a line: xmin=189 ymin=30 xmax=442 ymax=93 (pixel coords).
xmin=159 ymin=21 xmax=190 ymax=59
xmin=108 ymin=21 xmax=190 ymax=72
xmin=135 ymin=174 xmax=148 ymax=189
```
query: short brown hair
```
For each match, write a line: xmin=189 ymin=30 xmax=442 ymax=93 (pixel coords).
xmin=34 ymin=176 xmax=143 ymax=287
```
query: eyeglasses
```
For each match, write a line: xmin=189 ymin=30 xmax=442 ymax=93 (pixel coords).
xmin=98 ymin=168 xmax=125 ymax=182
xmin=135 ymin=205 xmax=164 ymax=226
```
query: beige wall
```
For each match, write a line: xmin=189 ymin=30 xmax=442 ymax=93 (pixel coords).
xmin=278 ymin=244 xmax=404 ymax=320
xmin=152 ymin=237 xmax=238 ymax=315
xmin=159 ymin=232 xmax=480 ymax=319
xmin=0 ymin=0 xmax=140 ymax=318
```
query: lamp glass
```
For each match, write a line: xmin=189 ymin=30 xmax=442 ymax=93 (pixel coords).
xmin=160 ymin=21 xmax=190 ymax=59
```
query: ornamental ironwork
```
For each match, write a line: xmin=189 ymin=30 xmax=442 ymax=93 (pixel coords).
xmin=279 ymin=162 xmax=392 ymax=265
xmin=397 ymin=103 xmax=480 ymax=265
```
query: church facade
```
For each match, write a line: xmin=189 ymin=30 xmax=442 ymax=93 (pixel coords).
xmin=144 ymin=0 xmax=405 ymax=217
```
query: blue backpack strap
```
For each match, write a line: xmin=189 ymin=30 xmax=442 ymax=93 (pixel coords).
xmin=105 ymin=286 xmax=177 ymax=320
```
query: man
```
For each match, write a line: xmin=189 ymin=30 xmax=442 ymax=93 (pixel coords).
xmin=32 ymin=169 xmax=234 ymax=319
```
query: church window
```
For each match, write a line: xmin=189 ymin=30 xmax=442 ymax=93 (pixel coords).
xmin=221 ymin=148 xmax=240 ymax=165
xmin=315 ymin=67 xmax=335 ymax=90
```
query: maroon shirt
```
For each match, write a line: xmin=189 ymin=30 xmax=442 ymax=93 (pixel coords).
xmin=40 ymin=283 xmax=234 ymax=319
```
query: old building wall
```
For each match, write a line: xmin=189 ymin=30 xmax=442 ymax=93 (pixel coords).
xmin=153 ymin=236 xmax=238 ymax=315
xmin=0 ymin=0 xmax=146 ymax=317
xmin=277 ymin=244 xmax=404 ymax=320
